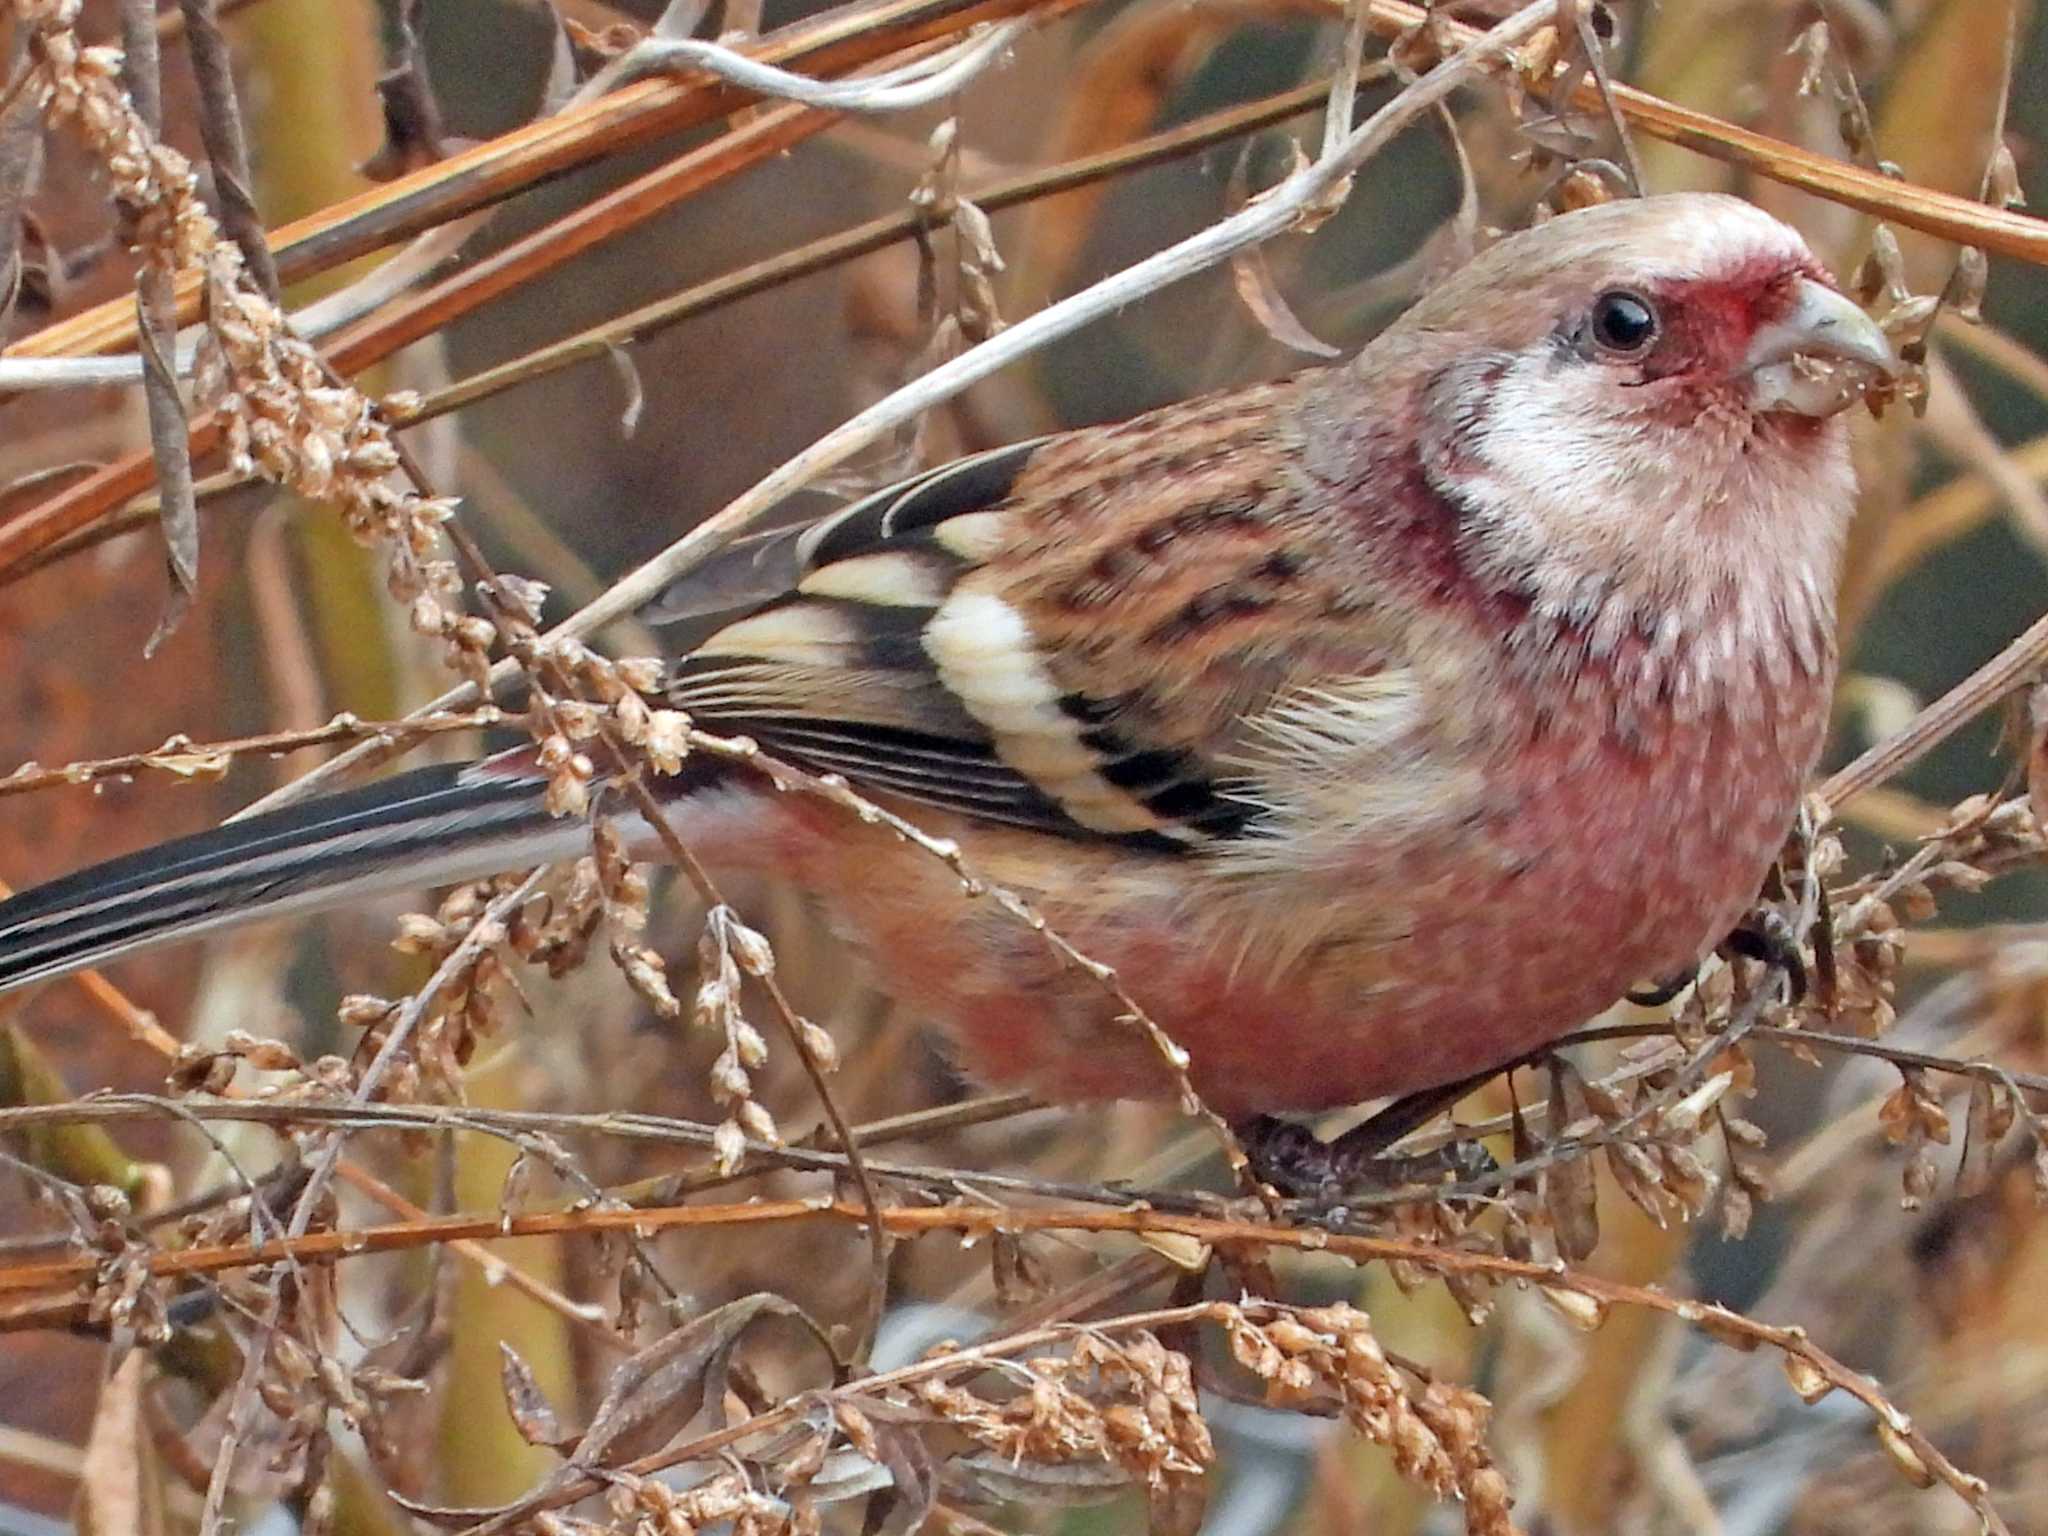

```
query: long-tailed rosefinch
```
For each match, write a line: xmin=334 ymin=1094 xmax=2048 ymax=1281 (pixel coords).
xmin=0 ymin=193 xmax=1894 ymax=1140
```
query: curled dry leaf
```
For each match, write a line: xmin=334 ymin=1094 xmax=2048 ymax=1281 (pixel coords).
xmin=1544 ymin=1063 xmax=1600 ymax=1261
xmin=1875 ymin=1415 xmax=1936 ymax=1490
xmin=2027 ymin=681 xmax=2048 ymax=837
xmin=398 ymin=1295 xmax=832 ymax=1530
xmin=575 ymin=1293 xmax=827 ymax=1468
xmin=499 ymin=1341 xmax=574 ymax=1450
xmin=871 ymin=1419 xmax=939 ymax=1529
xmin=1956 ymin=1076 xmax=2015 ymax=1198
xmin=1228 ymin=140 xmax=1339 ymax=360
xmin=1781 ymin=1351 xmax=1834 ymax=1405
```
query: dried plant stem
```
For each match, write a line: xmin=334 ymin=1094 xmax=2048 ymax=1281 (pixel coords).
xmin=173 ymin=0 xmax=278 ymax=299
xmin=21 ymin=0 xmax=2048 ymax=388
xmin=395 ymin=77 xmax=1332 ymax=429
xmin=0 ymin=1094 xmax=1142 ymax=1214
xmin=0 ymin=900 xmax=610 ymax=1416
xmin=0 ymin=708 xmax=508 ymax=797
xmin=8 ymin=0 xmax=1095 ymax=368
xmin=0 ymin=9 xmax=1066 ymax=572
xmin=249 ymin=24 xmax=1031 ymax=394
xmin=18 ymin=76 xmax=1332 ymax=581
xmin=1815 ymin=607 xmax=2048 ymax=814
xmin=1498 ymin=7 xmax=2048 ymax=262
xmin=284 ymin=869 xmax=550 ymax=1247
xmin=34 ymin=978 xmax=2048 ymax=1218
xmin=311 ymin=97 xmax=836 ymax=378
xmin=329 ymin=1161 xmax=612 ymax=1341
xmin=1560 ymin=1019 xmax=2048 ymax=1112
xmin=0 ymin=1200 xmax=2005 ymax=1528
xmin=612 ymin=765 xmax=898 ymax=1354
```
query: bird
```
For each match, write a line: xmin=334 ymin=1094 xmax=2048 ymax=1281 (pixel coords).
xmin=0 ymin=193 xmax=1894 ymax=1181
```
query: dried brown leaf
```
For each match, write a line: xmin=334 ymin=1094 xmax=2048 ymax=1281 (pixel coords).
xmin=1544 ymin=1064 xmax=1600 ymax=1260
xmin=576 ymin=1293 xmax=823 ymax=1469
xmin=74 ymin=1352 xmax=166 ymax=1536
xmin=500 ymin=1342 xmax=575 ymax=1450
xmin=872 ymin=1420 xmax=938 ymax=1530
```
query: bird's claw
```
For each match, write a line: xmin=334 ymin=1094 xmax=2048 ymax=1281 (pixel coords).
xmin=1723 ymin=917 xmax=1808 ymax=1004
xmin=1625 ymin=913 xmax=1810 ymax=1009
xmin=1240 ymin=1102 xmax=1498 ymax=1207
xmin=1626 ymin=968 xmax=1698 ymax=1007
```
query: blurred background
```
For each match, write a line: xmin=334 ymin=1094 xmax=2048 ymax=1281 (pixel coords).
xmin=2 ymin=0 xmax=2048 ymax=1531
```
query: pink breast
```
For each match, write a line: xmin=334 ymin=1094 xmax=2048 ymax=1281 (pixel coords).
xmin=697 ymin=661 xmax=1832 ymax=1119
xmin=923 ymin=677 xmax=1825 ymax=1118
xmin=1139 ymin=679 xmax=1830 ymax=1115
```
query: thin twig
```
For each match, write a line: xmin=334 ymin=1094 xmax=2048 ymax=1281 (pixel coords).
xmin=0 ymin=24 xmax=1032 ymax=397
xmin=0 ymin=709 xmax=508 ymax=797
xmin=391 ymin=77 xmax=1332 ymax=430
xmin=0 ymin=1093 xmax=1156 ymax=1211
xmin=24 ymin=77 xmax=1334 ymax=581
xmin=0 ymin=1203 xmax=2006 ymax=1527
xmin=330 ymin=1160 xmax=613 ymax=1340
xmin=6 ymin=0 xmax=1093 ymax=373
xmin=0 ymin=895 xmax=633 ymax=1348
xmin=1815 ymin=609 xmax=2048 ymax=814
xmin=117 ymin=0 xmax=198 ymax=653
xmin=1565 ymin=0 xmax=1642 ymax=194
xmin=284 ymin=868 xmax=551 ymax=1244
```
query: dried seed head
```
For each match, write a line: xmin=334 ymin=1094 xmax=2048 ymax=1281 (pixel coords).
xmin=615 ymin=656 xmax=666 ymax=694
xmin=712 ymin=1117 xmax=747 ymax=1175
xmin=795 ymin=1019 xmax=840 ymax=1073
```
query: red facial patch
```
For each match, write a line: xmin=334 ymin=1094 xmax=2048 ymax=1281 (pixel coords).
xmin=1636 ymin=252 xmax=1823 ymax=385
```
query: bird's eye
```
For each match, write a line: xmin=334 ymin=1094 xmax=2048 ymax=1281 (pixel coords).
xmin=1589 ymin=291 xmax=1658 ymax=354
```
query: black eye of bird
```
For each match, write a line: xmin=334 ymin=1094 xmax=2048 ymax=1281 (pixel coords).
xmin=1589 ymin=291 xmax=1658 ymax=354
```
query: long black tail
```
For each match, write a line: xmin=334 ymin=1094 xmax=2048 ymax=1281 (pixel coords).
xmin=0 ymin=761 xmax=587 ymax=995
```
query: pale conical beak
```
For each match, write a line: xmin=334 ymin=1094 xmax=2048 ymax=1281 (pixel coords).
xmin=1746 ymin=278 xmax=1899 ymax=418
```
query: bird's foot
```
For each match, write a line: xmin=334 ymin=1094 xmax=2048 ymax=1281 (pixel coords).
xmin=1240 ymin=1073 xmax=1498 ymax=1205
xmin=1723 ymin=915 xmax=1808 ymax=1003
xmin=1626 ymin=968 xmax=1697 ymax=1007
xmin=1625 ymin=912 xmax=1810 ymax=1009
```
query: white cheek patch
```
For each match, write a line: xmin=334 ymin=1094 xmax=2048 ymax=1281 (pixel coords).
xmin=1445 ymin=336 xmax=1851 ymax=720
xmin=922 ymin=590 xmax=1178 ymax=837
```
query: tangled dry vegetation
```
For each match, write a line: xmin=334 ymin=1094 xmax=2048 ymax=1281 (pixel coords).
xmin=1 ymin=0 xmax=2047 ymax=1532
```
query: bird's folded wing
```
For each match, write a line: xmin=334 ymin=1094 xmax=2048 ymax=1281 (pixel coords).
xmin=656 ymin=383 xmax=1407 ymax=851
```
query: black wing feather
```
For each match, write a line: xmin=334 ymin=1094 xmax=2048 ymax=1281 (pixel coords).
xmin=661 ymin=439 xmax=1255 ymax=850
xmin=638 ymin=440 xmax=1043 ymax=628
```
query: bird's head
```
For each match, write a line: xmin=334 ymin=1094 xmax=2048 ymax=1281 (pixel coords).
xmin=1357 ymin=192 xmax=1896 ymax=648
xmin=1407 ymin=191 xmax=1896 ymax=424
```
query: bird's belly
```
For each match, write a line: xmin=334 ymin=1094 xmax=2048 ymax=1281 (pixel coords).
xmin=684 ymin=693 xmax=1821 ymax=1118
xmin=1139 ymin=705 xmax=1818 ymax=1115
